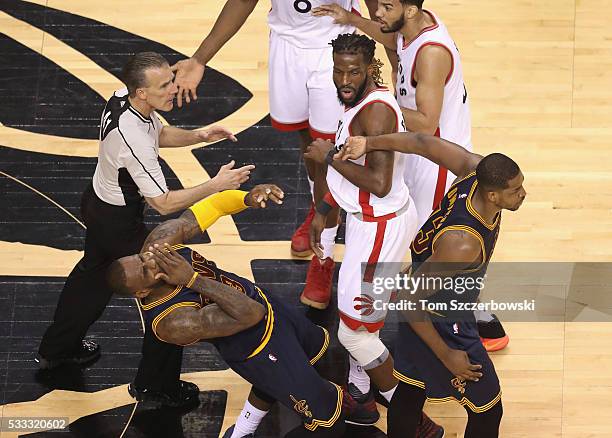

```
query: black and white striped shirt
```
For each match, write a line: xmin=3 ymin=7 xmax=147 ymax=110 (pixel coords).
xmin=92 ymin=88 xmax=168 ymax=206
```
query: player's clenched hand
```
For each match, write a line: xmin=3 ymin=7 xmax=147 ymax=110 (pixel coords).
xmin=312 ymin=4 xmax=353 ymax=25
xmin=198 ymin=125 xmax=237 ymax=143
xmin=334 ymin=136 xmax=367 ymax=161
xmin=441 ymin=348 xmax=483 ymax=382
xmin=150 ymin=243 xmax=195 ymax=285
xmin=211 ymin=160 xmax=255 ymax=191
xmin=246 ymin=184 xmax=284 ymax=209
xmin=304 ymin=139 xmax=334 ymax=165
xmin=309 ymin=211 xmax=326 ymax=259
xmin=171 ymin=57 xmax=205 ymax=108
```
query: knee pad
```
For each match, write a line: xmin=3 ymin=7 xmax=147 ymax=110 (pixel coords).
xmin=337 ymin=320 xmax=388 ymax=369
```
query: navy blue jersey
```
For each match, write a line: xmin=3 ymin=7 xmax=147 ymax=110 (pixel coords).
xmin=140 ymin=245 xmax=272 ymax=362
xmin=411 ymin=172 xmax=501 ymax=317
xmin=139 ymin=245 xmax=342 ymax=428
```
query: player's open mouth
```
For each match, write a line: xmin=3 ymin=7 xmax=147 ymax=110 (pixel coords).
xmin=341 ymin=89 xmax=354 ymax=99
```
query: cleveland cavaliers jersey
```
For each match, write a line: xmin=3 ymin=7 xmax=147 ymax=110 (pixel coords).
xmin=268 ymin=0 xmax=359 ymax=49
xmin=395 ymin=10 xmax=472 ymax=149
xmin=410 ymin=173 xmax=500 ymax=313
xmin=327 ymin=87 xmax=410 ymax=217
xmin=140 ymin=245 xmax=273 ymax=362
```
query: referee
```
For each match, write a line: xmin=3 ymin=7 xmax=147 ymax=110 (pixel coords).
xmin=37 ymin=52 xmax=253 ymax=407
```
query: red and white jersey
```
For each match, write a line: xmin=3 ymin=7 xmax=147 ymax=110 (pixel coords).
xmin=395 ymin=10 xmax=472 ymax=149
xmin=327 ymin=88 xmax=410 ymax=217
xmin=268 ymin=0 xmax=359 ymax=49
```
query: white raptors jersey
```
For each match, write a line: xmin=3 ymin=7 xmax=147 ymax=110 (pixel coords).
xmin=268 ymin=0 xmax=359 ymax=49
xmin=327 ymin=88 xmax=410 ymax=217
xmin=395 ymin=10 xmax=472 ymax=149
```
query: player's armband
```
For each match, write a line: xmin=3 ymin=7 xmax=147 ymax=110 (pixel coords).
xmin=189 ymin=190 xmax=248 ymax=232
xmin=316 ymin=192 xmax=338 ymax=216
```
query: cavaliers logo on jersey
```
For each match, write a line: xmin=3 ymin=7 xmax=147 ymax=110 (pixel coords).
xmin=451 ymin=377 xmax=467 ymax=395
xmin=290 ymin=395 xmax=313 ymax=418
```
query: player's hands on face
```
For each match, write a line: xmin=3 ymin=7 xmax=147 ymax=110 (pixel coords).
xmin=150 ymin=243 xmax=195 ymax=285
xmin=441 ymin=348 xmax=483 ymax=382
xmin=170 ymin=57 xmax=205 ymax=108
xmin=334 ymin=136 xmax=367 ymax=161
xmin=304 ymin=139 xmax=334 ymax=165
xmin=212 ymin=160 xmax=255 ymax=191
xmin=198 ymin=125 xmax=237 ymax=143
xmin=309 ymin=211 xmax=326 ymax=259
xmin=246 ymin=184 xmax=284 ymax=209
xmin=312 ymin=4 xmax=352 ymax=25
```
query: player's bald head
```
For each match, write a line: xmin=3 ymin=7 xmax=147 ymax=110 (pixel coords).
xmin=107 ymin=258 xmax=132 ymax=296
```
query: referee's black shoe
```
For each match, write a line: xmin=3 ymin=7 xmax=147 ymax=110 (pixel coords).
xmin=35 ymin=339 xmax=100 ymax=370
xmin=128 ymin=380 xmax=200 ymax=408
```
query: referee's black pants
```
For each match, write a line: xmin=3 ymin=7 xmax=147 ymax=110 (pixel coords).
xmin=39 ymin=184 xmax=183 ymax=395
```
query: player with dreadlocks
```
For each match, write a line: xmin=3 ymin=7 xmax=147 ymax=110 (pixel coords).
xmin=304 ymin=34 xmax=443 ymax=436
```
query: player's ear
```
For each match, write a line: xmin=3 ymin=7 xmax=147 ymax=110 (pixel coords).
xmin=367 ymin=63 xmax=374 ymax=78
xmin=405 ymin=4 xmax=419 ymax=19
xmin=134 ymin=289 xmax=150 ymax=298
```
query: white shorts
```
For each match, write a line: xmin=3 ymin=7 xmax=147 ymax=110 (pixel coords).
xmin=337 ymin=200 xmax=419 ymax=331
xmin=268 ymin=32 xmax=342 ymax=139
xmin=404 ymin=154 xmax=457 ymax=229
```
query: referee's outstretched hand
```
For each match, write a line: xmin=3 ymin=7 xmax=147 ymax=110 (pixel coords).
xmin=212 ymin=160 xmax=255 ymax=191
xmin=150 ymin=243 xmax=195 ymax=286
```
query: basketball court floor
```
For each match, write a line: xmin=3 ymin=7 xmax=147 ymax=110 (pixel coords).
xmin=1 ymin=0 xmax=612 ymax=436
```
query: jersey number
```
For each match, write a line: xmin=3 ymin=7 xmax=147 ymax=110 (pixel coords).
xmin=463 ymin=84 xmax=468 ymax=104
xmin=294 ymin=0 xmax=312 ymax=13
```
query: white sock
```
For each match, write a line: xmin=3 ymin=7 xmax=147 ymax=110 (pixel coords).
xmin=231 ymin=400 xmax=268 ymax=438
xmin=379 ymin=385 xmax=397 ymax=403
xmin=348 ymin=355 xmax=371 ymax=395
xmin=474 ymin=309 xmax=494 ymax=323
xmin=320 ymin=225 xmax=338 ymax=260
xmin=307 ymin=176 xmax=315 ymax=202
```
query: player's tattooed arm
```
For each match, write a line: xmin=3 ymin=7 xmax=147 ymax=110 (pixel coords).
xmin=142 ymin=184 xmax=284 ymax=249
xmin=398 ymin=229 xmax=484 ymax=381
xmin=151 ymin=245 xmax=266 ymax=343
xmin=328 ymin=102 xmax=396 ymax=197
xmin=339 ymin=132 xmax=483 ymax=179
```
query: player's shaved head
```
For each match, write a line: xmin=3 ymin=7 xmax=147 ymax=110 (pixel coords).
xmin=106 ymin=254 xmax=159 ymax=297
xmin=122 ymin=52 xmax=169 ymax=97
xmin=476 ymin=153 xmax=521 ymax=191
xmin=107 ymin=259 xmax=132 ymax=296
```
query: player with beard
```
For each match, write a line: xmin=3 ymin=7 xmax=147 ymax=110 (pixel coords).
xmin=315 ymin=0 xmax=510 ymax=353
xmin=304 ymin=34 xmax=442 ymax=437
xmin=336 ymin=133 xmax=526 ymax=437
xmin=107 ymin=185 xmax=353 ymax=438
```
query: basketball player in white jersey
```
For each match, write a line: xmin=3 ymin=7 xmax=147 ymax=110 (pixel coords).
xmin=315 ymin=0 xmax=510 ymax=353
xmin=304 ymin=34 xmax=443 ymax=437
xmin=171 ymin=0 xmax=361 ymax=306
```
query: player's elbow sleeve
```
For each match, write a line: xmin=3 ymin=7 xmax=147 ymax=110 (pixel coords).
xmin=189 ymin=190 xmax=248 ymax=232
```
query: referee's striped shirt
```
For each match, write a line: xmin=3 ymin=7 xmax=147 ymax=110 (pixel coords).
xmin=92 ymin=88 xmax=168 ymax=206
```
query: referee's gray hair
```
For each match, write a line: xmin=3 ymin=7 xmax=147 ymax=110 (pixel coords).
xmin=121 ymin=52 xmax=169 ymax=97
